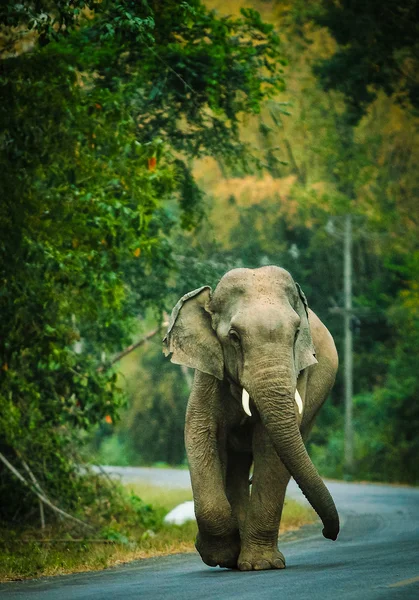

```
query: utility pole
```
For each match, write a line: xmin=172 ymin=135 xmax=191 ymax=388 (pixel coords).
xmin=327 ymin=214 xmax=355 ymax=477
xmin=328 ymin=213 xmax=381 ymax=476
xmin=343 ymin=215 xmax=354 ymax=475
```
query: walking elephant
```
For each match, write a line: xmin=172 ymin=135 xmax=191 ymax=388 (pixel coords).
xmin=163 ymin=266 xmax=339 ymax=571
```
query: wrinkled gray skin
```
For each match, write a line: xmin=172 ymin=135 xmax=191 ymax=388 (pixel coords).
xmin=163 ymin=266 xmax=339 ymax=571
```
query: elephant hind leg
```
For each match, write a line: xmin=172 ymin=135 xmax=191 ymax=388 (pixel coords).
xmin=225 ymin=448 xmax=253 ymax=538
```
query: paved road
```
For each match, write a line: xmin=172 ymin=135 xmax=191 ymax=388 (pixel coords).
xmin=2 ymin=472 xmax=419 ymax=600
xmin=94 ymin=465 xmax=193 ymax=488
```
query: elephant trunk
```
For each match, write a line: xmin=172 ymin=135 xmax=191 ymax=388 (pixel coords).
xmin=246 ymin=364 xmax=339 ymax=541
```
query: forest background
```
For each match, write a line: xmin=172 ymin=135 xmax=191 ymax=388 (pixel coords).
xmin=1 ymin=0 xmax=419 ymax=544
xmin=94 ymin=0 xmax=419 ymax=484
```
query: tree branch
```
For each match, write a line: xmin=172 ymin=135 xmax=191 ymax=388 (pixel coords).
xmin=97 ymin=326 xmax=163 ymax=372
xmin=20 ymin=458 xmax=48 ymax=529
xmin=0 ymin=452 xmax=94 ymax=531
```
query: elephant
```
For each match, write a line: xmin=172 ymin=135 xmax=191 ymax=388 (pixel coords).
xmin=163 ymin=265 xmax=339 ymax=571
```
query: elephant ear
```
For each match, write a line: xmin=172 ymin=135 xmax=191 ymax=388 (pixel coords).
xmin=294 ymin=283 xmax=318 ymax=374
xmin=163 ymin=286 xmax=224 ymax=380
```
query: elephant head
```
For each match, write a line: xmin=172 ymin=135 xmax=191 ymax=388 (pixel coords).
xmin=163 ymin=266 xmax=339 ymax=541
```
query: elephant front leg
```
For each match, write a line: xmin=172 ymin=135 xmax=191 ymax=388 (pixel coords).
xmin=185 ymin=395 xmax=240 ymax=568
xmin=238 ymin=423 xmax=290 ymax=571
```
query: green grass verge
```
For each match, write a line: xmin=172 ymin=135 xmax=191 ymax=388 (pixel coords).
xmin=0 ymin=483 xmax=316 ymax=582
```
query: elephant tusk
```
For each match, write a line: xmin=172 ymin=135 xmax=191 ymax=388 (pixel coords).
xmin=242 ymin=388 xmax=252 ymax=417
xmin=295 ymin=389 xmax=303 ymax=414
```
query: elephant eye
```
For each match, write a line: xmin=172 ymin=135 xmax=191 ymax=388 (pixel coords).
xmin=229 ymin=329 xmax=241 ymax=344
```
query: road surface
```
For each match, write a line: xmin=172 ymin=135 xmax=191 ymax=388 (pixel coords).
xmin=94 ymin=465 xmax=193 ymax=488
xmin=1 ymin=469 xmax=419 ymax=599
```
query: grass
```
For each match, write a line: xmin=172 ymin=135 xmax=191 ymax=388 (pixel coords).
xmin=0 ymin=483 xmax=316 ymax=583
xmin=125 ymin=483 xmax=192 ymax=511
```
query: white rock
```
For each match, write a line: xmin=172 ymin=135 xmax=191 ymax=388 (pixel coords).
xmin=164 ymin=501 xmax=195 ymax=525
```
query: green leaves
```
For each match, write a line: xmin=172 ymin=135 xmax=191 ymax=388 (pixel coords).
xmin=299 ymin=0 xmax=419 ymax=122
xmin=0 ymin=0 xmax=285 ymax=523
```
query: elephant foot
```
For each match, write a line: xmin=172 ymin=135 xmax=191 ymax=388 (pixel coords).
xmin=238 ymin=547 xmax=285 ymax=571
xmin=196 ymin=530 xmax=241 ymax=569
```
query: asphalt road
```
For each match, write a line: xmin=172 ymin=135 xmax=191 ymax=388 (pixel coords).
xmin=1 ymin=471 xmax=419 ymax=600
xmin=93 ymin=465 xmax=193 ymax=488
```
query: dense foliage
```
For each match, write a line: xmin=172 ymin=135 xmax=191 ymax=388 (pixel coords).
xmin=2 ymin=0 xmax=419 ymax=537
xmin=287 ymin=0 xmax=419 ymax=482
xmin=0 ymin=0 xmax=285 ymax=523
xmin=104 ymin=0 xmax=419 ymax=486
xmin=288 ymin=0 xmax=419 ymax=123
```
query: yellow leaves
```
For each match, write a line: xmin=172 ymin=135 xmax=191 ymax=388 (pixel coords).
xmin=206 ymin=170 xmax=301 ymax=246
xmin=133 ymin=247 xmax=141 ymax=258
xmin=72 ymin=238 xmax=79 ymax=248
xmin=2 ymin=363 xmax=8 ymax=371
xmin=400 ymin=281 xmax=419 ymax=316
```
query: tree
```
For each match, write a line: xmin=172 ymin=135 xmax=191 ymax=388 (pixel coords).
xmin=170 ymin=0 xmax=419 ymax=483
xmin=296 ymin=0 xmax=419 ymax=123
xmin=280 ymin=0 xmax=419 ymax=482
xmin=0 ymin=0 xmax=285 ymax=523
xmin=90 ymin=0 xmax=419 ymax=485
